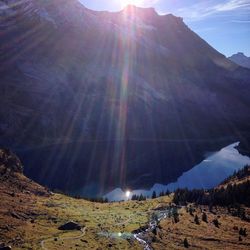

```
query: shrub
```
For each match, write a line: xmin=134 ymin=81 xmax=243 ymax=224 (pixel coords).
xmin=202 ymin=212 xmax=208 ymax=223
xmin=239 ymin=228 xmax=247 ymax=237
xmin=184 ymin=238 xmax=189 ymax=248
xmin=194 ymin=215 xmax=200 ymax=225
xmin=213 ymin=218 xmax=220 ymax=228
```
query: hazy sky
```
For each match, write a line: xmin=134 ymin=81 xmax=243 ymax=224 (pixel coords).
xmin=80 ymin=0 xmax=250 ymax=56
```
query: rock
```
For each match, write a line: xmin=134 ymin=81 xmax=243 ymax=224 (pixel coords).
xmin=48 ymin=216 xmax=58 ymax=223
xmin=10 ymin=211 xmax=29 ymax=220
xmin=131 ymin=225 xmax=148 ymax=234
xmin=0 ymin=244 xmax=12 ymax=250
xmin=58 ymin=221 xmax=81 ymax=231
xmin=153 ymin=205 xmax=169 ymax=211
xmin=10 ymin=212 xmax=22 ymax=220
xmin=34 ymin=190 xmax=48 ymax=196
xmin=0 ymin=149 xmax=23 ymax=173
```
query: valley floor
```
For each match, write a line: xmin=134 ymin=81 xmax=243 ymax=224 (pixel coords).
xmin=0 ymin=170 xmax=250 ymax=249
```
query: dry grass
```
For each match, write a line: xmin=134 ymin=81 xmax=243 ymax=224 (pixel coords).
xmin=152 ymin=206 xmax=250 ymax=250
xmin=1 ymin=169 xmax=250 ymax=249
xmin=0 ymin=169 xmax=171 ymax=249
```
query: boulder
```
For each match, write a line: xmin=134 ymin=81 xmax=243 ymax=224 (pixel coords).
xmin=0 ymin=149 xmax=23 ymax=173
xmin=58 ymin=221 xmax=81 ymax=231
xmin=0 ymin=243 xmax=12 ymax=250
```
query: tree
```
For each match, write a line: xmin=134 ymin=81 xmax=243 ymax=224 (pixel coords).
xmin=165 ymin=190 xmax=170 ymax=196
xmin=202 ymin=212 xmax=208 ymax=223
xmin=213 ymin=218 xmax=220 ymax=228
xmin=139 ymin=194 xmax=146 ymax=201
xmin=172 ymin=167 xmax=250 ymax=208
xmin=131 ymin=194 xmax=138 ymax=200
xmin=173 ymin=212 xmax=179 ymax=223
xmin=184 ymin=238 xmax=189 ymax=248
xmin=152 ymin=191 xmax=157 ymax=199
xmin=194 ymin=215 xmax=200 ymax=225
xmin=239 ymin=228 xmax=247 ymax=237
xmin=188 ymin=206 xmax=194 ymax=216
xmin=159 ymin=191 xmax=165 ymax=197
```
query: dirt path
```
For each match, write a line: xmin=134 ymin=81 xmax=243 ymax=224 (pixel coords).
xmin=40 ymin=227 xmax=86 ymax=250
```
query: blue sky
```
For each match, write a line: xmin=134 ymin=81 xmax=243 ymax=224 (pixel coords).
xmin=80 ymin=0 xmax=250 ymax=56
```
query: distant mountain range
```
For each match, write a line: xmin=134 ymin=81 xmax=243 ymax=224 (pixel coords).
xmin=1 ymin=0 xmax=250 ymax=196
xmin=228 ymin=52 xmax=250 ymax=69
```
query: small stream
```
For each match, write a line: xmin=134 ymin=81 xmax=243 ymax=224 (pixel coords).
xmin=132 ymin=206 xmax=178 ymax=250
xmin=98 ymin=206 xmax=178 ymax=250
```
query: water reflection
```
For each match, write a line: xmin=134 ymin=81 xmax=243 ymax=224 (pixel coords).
xmin=105 ymin=142 xmax=250 ymax=201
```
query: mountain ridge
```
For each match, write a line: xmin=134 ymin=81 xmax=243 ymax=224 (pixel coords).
xmin=1 ymin=0 xmax=250 ymax=195
xmin=228 ymin=52 xmax=250 ymax=69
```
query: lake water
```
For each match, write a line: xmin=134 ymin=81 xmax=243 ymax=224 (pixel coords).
xmin=105 ymin=142 xmax=250 ymax=201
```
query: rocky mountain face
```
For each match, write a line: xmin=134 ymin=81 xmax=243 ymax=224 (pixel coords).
xmin=1 ymin=0 xmax=250 ymax=196
xmin=0 ymin=148 xmax=23 ymax=173
xmin=228 ymin=52 xmax=250 ymax=69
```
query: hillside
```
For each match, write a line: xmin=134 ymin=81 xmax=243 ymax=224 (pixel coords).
xmin=0 ymin=149 xmax=170 ymax=249
xmin=219 ymin=165 xmax=250 ymax=188
xmin=1 ymin=150 xmax=250 ymax=249
xmin=1 ymin=0 xmax=250 ymax=195
xmin=173 ymin=165 xmax=250 ymax=208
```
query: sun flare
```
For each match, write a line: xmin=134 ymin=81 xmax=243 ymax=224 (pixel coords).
xmin=125 ymin=190 xmax=131 ymax=198
xmin=120 ymin=0 xmax=145 ymax=8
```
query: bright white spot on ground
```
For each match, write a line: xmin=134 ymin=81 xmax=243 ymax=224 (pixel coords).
xmin=125 ymin=190 xmax=131 ymax=198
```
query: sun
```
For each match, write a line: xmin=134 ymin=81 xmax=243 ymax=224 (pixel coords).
xmin=125 ymin=190 xmax=131 ymax=198
xmin=120 ymin=0 xmax=145 ymax=8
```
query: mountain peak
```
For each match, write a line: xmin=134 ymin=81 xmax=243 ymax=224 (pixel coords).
xmin=230 ymin=52 xmax=248 ymax=58
xmin=236 ymin=52 xmax=245 ymax=56
xmin=122 ymin=4 xmax=158 ymax=16
xmin=228 ymin=52 xmax=250 ymax=68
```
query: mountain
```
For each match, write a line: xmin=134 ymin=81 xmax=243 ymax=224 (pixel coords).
xmin=1 ymin=0 xmax=250 ymax=196
xmin=228 ymin=52 xmax=250 ymax=69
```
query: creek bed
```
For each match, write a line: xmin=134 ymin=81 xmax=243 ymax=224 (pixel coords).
xmin=132 ymin=205 xmax=179 ymax=250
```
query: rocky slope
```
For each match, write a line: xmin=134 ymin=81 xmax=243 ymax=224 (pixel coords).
xmin=1 ymin=0 xmax=250 ymax=195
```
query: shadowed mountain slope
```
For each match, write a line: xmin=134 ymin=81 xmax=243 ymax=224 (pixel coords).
xmin=1 ymin=0 xmax=250 ymax=195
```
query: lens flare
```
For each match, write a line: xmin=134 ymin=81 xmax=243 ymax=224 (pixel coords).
xmin=125 ymin=190 xmax=131 ymax=198
xmin=120 ymin=0 xmax=146 ymax=8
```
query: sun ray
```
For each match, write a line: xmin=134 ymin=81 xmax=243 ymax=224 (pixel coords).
xmin=120 ymin=0 xmax=146 ymax=8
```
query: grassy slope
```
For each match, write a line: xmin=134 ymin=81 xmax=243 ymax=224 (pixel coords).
xmin=0 ymin=168 xmax=171 ymax=249
xmin=152 ymin=206 xmax=250 ymax=250
xmin=0 ymin=167 xmax=250 ymax=249
xmin=217 ymin=166 xmax=250 ymax=189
